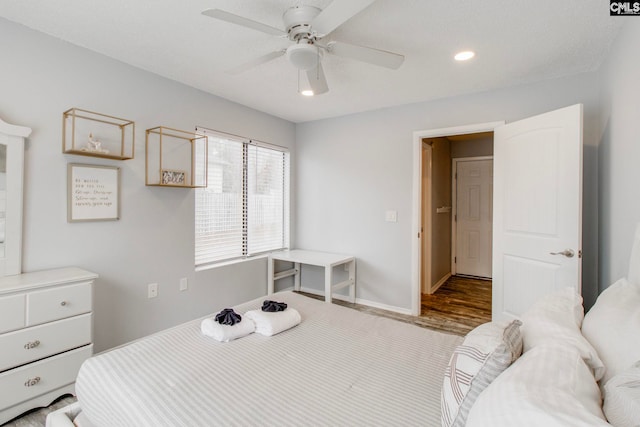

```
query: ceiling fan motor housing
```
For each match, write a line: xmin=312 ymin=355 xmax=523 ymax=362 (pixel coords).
xmin=283 ymin=5 xmax=323 ymax=70
xmin=283 ymin=5 xmax=321 ymax=40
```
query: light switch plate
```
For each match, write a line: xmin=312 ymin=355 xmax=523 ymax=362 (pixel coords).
xmin=385 ymin=210 xmax=398 ymax=222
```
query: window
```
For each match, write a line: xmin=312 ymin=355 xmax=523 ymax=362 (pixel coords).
xmin=195 ymin=128 xmax=289 ymax=266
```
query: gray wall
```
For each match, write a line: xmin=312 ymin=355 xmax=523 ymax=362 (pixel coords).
xmin=0 ymin=19 xmax=295 ymax=352
xmin=598 ymin=22 xmax=640 ymax=290
xmin=296 ymin=72 xmax=601 ymax=311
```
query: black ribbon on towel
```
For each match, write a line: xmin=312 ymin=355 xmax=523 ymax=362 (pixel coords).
xmin=261 ymin=300 xmax=288 ymax=312
xmin=215 ymin=308 xmax=242 ymax=326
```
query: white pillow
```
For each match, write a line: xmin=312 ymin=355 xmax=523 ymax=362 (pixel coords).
xmin=466 ymin=343 xmax=609 ymax=427
xmin=603 ymin=361 xmax=640 ymax=427
xmin=627 ymin=223 xmax=640 ymax=287
xmin=582 ymin=278 xmax=640 ymax=384
xmin=441 ymin=319 xmax=522 ymax=427
xmin=522 ymin=287 xmax=605 ymax=381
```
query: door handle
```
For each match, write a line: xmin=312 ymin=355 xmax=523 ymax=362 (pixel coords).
xmin=550 ymin=249 xmax=575 ymax=258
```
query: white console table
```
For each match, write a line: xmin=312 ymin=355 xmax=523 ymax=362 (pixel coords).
xmin=268 ymin=250 xmax=355 ymax=303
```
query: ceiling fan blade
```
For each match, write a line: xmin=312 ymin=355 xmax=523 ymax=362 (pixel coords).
xmin=328 ymin=41 xmax=404 ymax=69
xmin=227 ymin=50 xmax=285 ymax=75
xmin=311 ymin=0 xmax=377 ymax=36
xmin=202 ymin=9 xmax=285 ymax=36
xmin=306 ymin=63 xmax=329 ymax=95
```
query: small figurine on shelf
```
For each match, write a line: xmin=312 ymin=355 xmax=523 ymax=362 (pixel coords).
xmin=82 ymin=133 xmax=110 ymax=154
xmin=87 ymin=133 xmax=101 ymax=151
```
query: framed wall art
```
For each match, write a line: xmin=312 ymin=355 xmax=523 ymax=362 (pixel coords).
xmin=68 ymin=163 xmax=120 ymax=222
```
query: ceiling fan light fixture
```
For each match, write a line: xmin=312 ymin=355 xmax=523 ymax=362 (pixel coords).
xmin=298 ymin=70 xmax=315 ymax=96
xmin=287 ymin=43 xmax=321 ymax=70
xmin=454 ymin=50 xmax=475 ymax=61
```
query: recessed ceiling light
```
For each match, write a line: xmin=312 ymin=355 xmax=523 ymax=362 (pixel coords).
xmin=454 ymin=51 xmax=475 ymax=61
xmin=301 ymin=90 xmax=314 ymax=96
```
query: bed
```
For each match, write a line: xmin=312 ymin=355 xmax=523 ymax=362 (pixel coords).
xmin=48 ymin=291 xmax=463 ymax=426
xmin=49 ymin=225 xmax=640 ymax=426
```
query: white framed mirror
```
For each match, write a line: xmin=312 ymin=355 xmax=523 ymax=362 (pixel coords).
xmin=0 ymin=117 xmax=31 ymax=276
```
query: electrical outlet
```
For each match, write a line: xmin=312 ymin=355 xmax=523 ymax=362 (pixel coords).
xmin=179 ymin=277 xmax=188 ymax=291
xmin=147 ymin=283 xmax=158 ymax=299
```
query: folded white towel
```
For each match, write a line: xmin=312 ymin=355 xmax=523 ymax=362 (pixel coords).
xmin=245 ymin=308 xmax=301 ymax=336
xmin=200 ymin=317 xmax=255 ymax=342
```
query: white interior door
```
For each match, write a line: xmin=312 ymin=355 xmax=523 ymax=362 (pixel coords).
xmin=456 ymin=159 xmax=493 ymax=278
xmin=493 ymin=104 xmax=583 ymax=321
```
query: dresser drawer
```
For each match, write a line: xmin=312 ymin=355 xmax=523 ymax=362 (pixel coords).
xmin=0 ymin=294 xmax=26 ymax=334
xmin=0 ymin=344 xmax=92 ymax=409
xmin=0 ymin=313 xmax=92 ymax=372
xmin=26 ymin=281 xmax=92 ymax=326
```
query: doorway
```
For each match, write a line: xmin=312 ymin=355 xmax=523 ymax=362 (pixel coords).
xmin=421 ymin=132 xmax=494 ymax=292
xmin=413 ymin=106 xmax=583 ymax=320
xmin=411 ymin=121 xmax=504 ymax=316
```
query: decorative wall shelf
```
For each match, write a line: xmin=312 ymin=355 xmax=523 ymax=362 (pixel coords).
xmin=63 ymin=108 xmax=134 ymax=160
xmin=145 ymin=126 xmax=207 ymax=188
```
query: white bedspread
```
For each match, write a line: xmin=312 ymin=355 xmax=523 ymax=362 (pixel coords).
xmin=75 ymin=292 xmax=462 ymax=426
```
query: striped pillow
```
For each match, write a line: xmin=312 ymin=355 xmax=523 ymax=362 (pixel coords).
xmin=603 ymin=361 xmax=640 ymax=426
xmin=441 ymin=319 xmax=522 ymax=427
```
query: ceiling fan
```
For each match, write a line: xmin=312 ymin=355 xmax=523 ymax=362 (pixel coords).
xmin=201 ymin=0 xmax=404 ymax=96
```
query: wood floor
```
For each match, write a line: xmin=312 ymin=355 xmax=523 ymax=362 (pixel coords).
xmin=301 ymin=274 xmax=492 ymax=336
xmin=421 ymin=275 xmax=492 ymax=334
xmin=8 ymin=276 xmax=491 ymax=426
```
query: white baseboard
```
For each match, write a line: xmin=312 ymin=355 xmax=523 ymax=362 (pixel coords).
xmin=353 ymin=296 xmax=413 ymax=315
xmin=430 ymin=272 xmax=451 ymax=294
xmin=298 ymin=286 xmax=345 ymax=300
xmin=296 ymin=286 xmax=413 ymax=316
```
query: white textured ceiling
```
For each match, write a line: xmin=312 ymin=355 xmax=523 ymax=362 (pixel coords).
xmin=0 ymin=0 xmax=623 ymax=123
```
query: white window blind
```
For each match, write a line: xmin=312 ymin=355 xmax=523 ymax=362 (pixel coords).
xmin=195 ymin=128 xmax=289 ymax=266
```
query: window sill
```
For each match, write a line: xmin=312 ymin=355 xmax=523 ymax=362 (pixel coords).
xmin=195 ymin=253 xmax=270 ymax=272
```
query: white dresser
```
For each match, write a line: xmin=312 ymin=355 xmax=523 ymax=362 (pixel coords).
xmin=0 ymin=267 xmax=97 ymax=424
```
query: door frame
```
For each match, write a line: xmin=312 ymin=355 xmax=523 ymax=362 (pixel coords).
xmin=411 ymin=121 xmax=504 ymax=316
xmin=451 ymin=156 xmax=494 ymax=276
xmin=421 ymin=142 xmax=433 ymax=294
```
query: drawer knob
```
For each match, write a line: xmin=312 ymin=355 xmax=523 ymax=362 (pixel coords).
xmin=60 ymin=301 xmax=67 ymax=306
xmin=24 ymin=340 xmax=41 ymax=350
xmin=24 ymin=376 xmax=41 ymax=387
